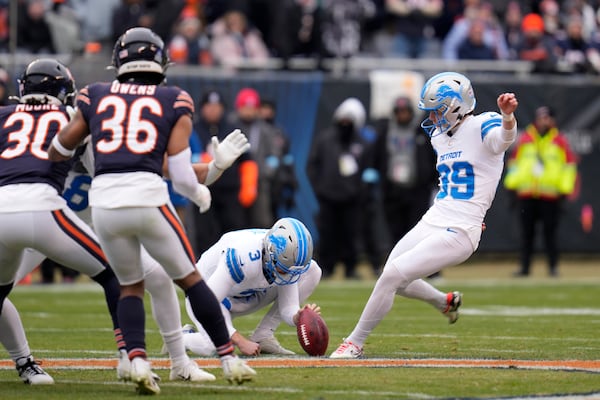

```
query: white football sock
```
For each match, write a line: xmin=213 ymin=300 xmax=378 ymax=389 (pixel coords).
xmin=0 ymin=299 xmax=31 ymax=361
xmin=143 ymin=257 xmax=187 ymax=366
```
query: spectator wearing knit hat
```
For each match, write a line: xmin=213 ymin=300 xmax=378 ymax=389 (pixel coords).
xmin=229 ymin=87 xmax=280 ymax=228
xmin=516 ymin=13 xmax=559 ymax=73
xmin=168 ymin=16 xmax=213 ymax=65
xmin=190 ymin=89 xmax=257 ymax=254
xmin=307 ymin=97 xmax=373 ymax=279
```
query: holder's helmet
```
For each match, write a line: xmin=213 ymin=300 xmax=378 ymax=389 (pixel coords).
xmin=418 ymin=72 xmax=476 ymax=137
xmin=18 ymin=59 xmax=76 ymax=106
xmin=263 ymin=218 xmax=313 ymax=285
xmin=111 ymin=27 xmax=169 ymax=83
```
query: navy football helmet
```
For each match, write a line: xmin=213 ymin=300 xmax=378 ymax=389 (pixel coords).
xmin=418 ymin=72 xmax=476 ymax=137
xmin=111 ymin=27 xmax=169 ymax=83
xmin=18 ymin=59 xmax=76 ymax=106
xmin=263 ymin=218 xmax=313 ymax=285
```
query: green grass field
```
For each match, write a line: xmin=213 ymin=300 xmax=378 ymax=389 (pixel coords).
xmin=1 ymin=259 xmax=599 ymax=399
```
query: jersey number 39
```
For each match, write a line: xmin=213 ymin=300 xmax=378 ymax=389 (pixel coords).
xmin=437 ymin=161 xmax=475 ymax=200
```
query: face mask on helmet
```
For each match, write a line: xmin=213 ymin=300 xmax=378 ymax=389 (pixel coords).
xmin=111 ymin=27 xmax=169 ymax=84
xmin=418 ymin=72 xmax=476 ymax=137
xmin=263 ymin=218 xmax=313 ymax=285
xmin=18 ymin=58 xmax=76 ymax=106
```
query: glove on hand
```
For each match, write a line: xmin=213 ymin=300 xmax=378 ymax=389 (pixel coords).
xmin=213 ymin=129 xmax=251 ymax=170
xmin=195 ymin=184 xmax=212 ymax=213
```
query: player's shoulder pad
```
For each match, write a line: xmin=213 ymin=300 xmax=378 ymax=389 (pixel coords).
xmin=172 ymin=87 xmax=195 ymax=114
xmin=478 ymin=111 xmax=502 ymax=121
xmin=478 ymin=112 xmax=503 ymax=140
xmin=0 ymin=104 xmax=17 ymax=117
xmin=76 ymin=83 xmax=106 ymax=106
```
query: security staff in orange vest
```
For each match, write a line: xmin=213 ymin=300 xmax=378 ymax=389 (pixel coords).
xmin=504 ymin=106 xmax=578 ymax=277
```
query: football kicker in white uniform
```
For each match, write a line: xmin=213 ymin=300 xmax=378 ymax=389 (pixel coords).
xmin=181 ymin=217 xmax=322 ymax=357
xmin=331 ymin=72 xmax=519 ymax=359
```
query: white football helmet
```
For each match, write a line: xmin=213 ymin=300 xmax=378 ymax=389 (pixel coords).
xmin=418 ymin=72 xmax=476 ymax=137
xmin=263 ymin=217 xmax=313 ymax=285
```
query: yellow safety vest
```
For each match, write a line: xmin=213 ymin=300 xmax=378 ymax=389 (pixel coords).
xmin=503 ymin=125 xmax=577 ymax=199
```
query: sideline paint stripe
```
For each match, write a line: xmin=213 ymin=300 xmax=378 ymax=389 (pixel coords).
xmin=1 ymin=358 xmax=599 ymax=373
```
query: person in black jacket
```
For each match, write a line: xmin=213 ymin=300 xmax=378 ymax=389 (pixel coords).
xmin=307 ymin=97 xmax=372 ymax=279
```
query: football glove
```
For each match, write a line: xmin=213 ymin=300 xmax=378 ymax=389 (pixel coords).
xmin=213 ymin=129 xmax=250 ymax=170
xmin=194 ymin=184 xmax=212 ymax=213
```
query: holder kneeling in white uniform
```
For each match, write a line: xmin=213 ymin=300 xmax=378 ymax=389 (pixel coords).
xmin=181 ymin=217 xmax=322 ymax=356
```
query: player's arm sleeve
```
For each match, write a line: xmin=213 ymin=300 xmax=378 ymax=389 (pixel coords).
xmin=483 ymin=113 xmax=517 ymax=154
xmin=167 ymin=147 xmax=210 ymax=208
xmin=79 ymin=137 xmax=95 ymax=175
xmin=277 ymin=284 xmax=301 ymax=326
xmin=204 ymin=258 xmax=237 ymax=302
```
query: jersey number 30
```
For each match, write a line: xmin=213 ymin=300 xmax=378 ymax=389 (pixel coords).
xmin=1 ymin=111 xmax=69 ymax=159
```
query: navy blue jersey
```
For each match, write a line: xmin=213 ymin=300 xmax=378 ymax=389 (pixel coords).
xmin=77 ymin=81 xmax=194 ymax=176
xmin=0 ymin=103 xmax=74 ymax=192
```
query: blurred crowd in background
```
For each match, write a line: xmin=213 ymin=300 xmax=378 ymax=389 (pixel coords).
xmin=4 ymin=0 xmax=600 ymax=74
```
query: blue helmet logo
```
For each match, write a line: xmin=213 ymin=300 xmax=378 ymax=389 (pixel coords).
xmin=436 ymin=84 xmax=463 ymax=106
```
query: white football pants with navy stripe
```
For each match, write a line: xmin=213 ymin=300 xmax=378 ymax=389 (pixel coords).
xmin=0 ymin=208 xmax=109 ymax=285
xmin=91 ymin=205 xmax=196 ymax=285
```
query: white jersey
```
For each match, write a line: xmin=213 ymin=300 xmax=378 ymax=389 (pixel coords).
xmin=422 ymin=112 xmax=516 ymax=248
xmin=196 ymin=229 xmax=300 ymax=328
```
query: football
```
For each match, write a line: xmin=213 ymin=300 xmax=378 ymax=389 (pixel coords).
xmin=296 ymin=307 xmax=329 ymax=356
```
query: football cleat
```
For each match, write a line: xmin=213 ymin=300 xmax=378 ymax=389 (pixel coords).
xmin=117 ymin=350 xmax=161 ymax=383
xmin=16 ymin=356 xmax=54 ymax=385
xmin=116 ymin=349 xmax=131 ymax=381
xmin=329 ymin=339 xmax=363 ymax=359
xmin=170 ymin=359 xmax=216 ymax=382
xmin=253 ymin=335 xmax=295 ymax=355
xmin=444 ymin=291 xmax=462 ymax=324
xmin=130 ymin=357 xmax=160 ymax=395
xmin=220 ymin=355 xmax=256 ymax=384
